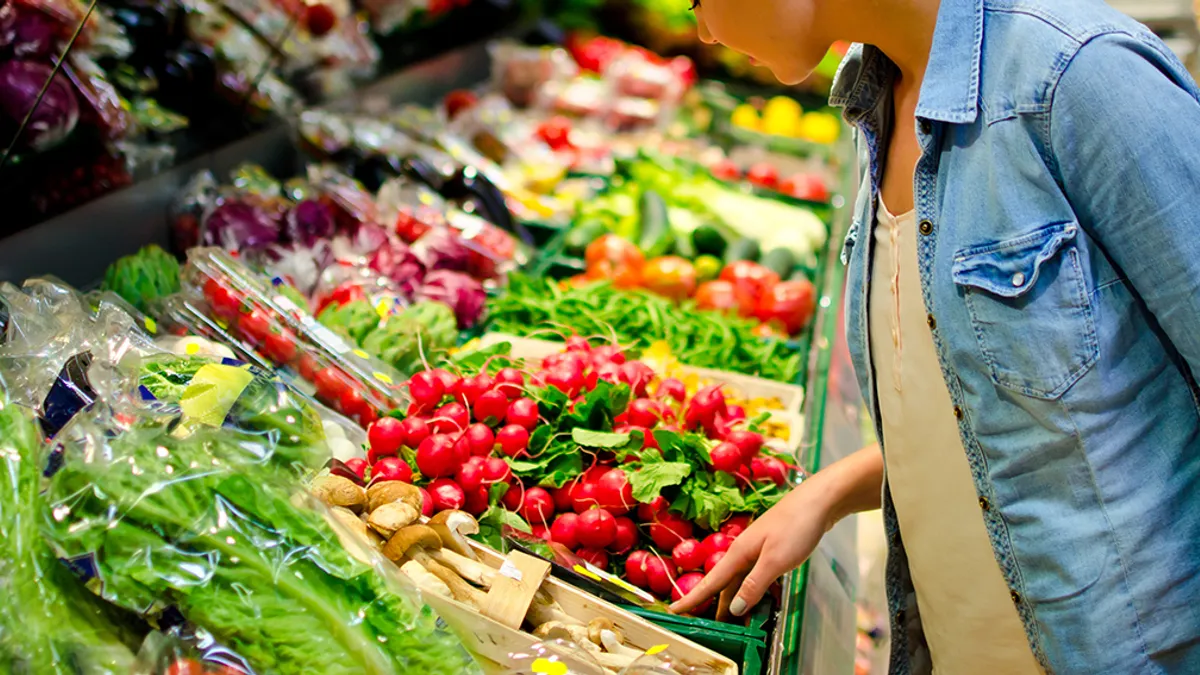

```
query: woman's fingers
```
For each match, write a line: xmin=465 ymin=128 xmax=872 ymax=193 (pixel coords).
xmin=669 ymin=535 xmax=759 ymax=614
xmin=727 ymin=555 xmax=783 ymax=616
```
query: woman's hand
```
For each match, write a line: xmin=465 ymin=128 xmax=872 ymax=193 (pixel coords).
xmin=670 ymin=444 xmax=884 ymax=616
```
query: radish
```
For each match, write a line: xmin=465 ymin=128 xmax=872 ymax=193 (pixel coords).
xmin=502 ymin=483 xmax=524 ymax=511
xmin=752 ymin=456 xmax=789 ymax=486
xmin=570 ymin=481 xmax=600 ymax=513
xmin=627 ymin=398 xmax=664 ymax=429
xmin=655 ymin=378 xmax=687 ymax=403
xmin=673 ymin=572 xmax=712 ymax=613
xmin=552 ymin=486 xmax=574 ymax=512
xmin=545 ymin=366 xmax=584 ymax=398
xmin=496 ymin=425 xmax=530 ymax=457
xmin=464 ymin=486 xmax=489 ymax=515
xmin=457 ymin=373 xmax=494 ymax=407
xmin=596 ymin=468 xmax=634 ymax=515
xmin=726 ymin=405 xmax=747 ymax=421
xmin=531 ymin=524 xmax=552 ymax=541
xmin=408 ymin=370 xmax=444 ymax=409
xmin=610 ymin=516 xmax=637 ymax=553
xmin=701 ymin=532 xmax=735 ymax=558
xmin=481 ymin=456 xmax=512 ymax=487
xmin=429 ymin=369 xmax=459 ymax=396
xmin=643 ymin=554 xmax=677 ymax=596
xmin=372 ymin=457 xmax=412 ymax=483
xmin=576 ymin=508 xmax=617 ymax=548
xmin=726 ymin=430 xmax=764 ymax=462
xmin=618 ymin=362 xmax=654 ymax=397
xmin=577 ymin=548 xmax=609 ymax=569
xmin=709 ymin=442 xmax=744 ymax=473
xmin=649 ymin=513 xmax=694 ymax=550
xmin=456 ymin=456 xmax=487 ymax=492
xmin=367 ymin=445 xmax=391 ymax=466
xmin=583 ymin=465 xmax=610 ymax=483
xmin=344 ymin=457 xmax=367 ymax=479
xmin=473 ymin=390 xmax=509 ymax=426
xmin=720 ymin=515 xmax=752 ymax=538
xmin=463 ymin=423 xmax=495 ymax=457
xmin=432 ymin=402 xmax=469 ymax=434
xmin=591 ymin=362 xmax=623 ymax=388
xmin=368 ymin=417 xmax=404 ymax=456
xmin=591 ymin=345 xmax=625 ymax=365
xmin=704 ymin=550 xmax=727 ymax=574
xmin=419 ymin=487 xmax=434 ymax=517
xmin=637 ymin=496 xmax=669 ymax=523
xmin=565 ymin=335 xmax=591 ymax=352
xmin=672 ymin=538 xmax=706 ymax=571
xmin=399 ymin=417 xmax=431 ymax=449
xmin=451 ymin=434 xmax=472 ymax=465
xmin=684 ymin=385 xmax=728 ymax=434
xmin=506 ymin=398 xmax=539 ymax=430
xmin=416 ymin=434 xmax=457 ymax=478
xmin=732 ymin=463 xmax=754 ymax=488
xmin=625 ymin=550 xmax=651 ymax=588
xmin=494 ymin=368 xmax=526 ymax=399
xmin=521 ymin=487 xmax=555 ymax=526
xmin=428 ymin=478 xmax=466 ymax=511
xmin=550 ymin=513 xmax=580 ymax=549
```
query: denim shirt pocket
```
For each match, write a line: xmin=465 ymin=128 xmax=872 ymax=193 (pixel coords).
xmin=951 ymin=221 xmax=1099 ymax=399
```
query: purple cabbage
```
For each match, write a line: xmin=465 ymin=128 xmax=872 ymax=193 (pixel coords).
xmin=0 ymin=1 xmax=17 ymax=49
xmin=0 ymin=59 xmax=79 ymax=151
xmin=202 ymin=201 xmax=282 ymax=251
xmin=418 ymin=270 xmax=486 ymax=329
xmin=413 ymin=228 xmax=472 ymax=273
xmin=10 ymin=8 xmax=58 ymax=59
xmin=284 ymin=199 xmax=336 ymax=248
xmin=369 ymin=240 xmax=425 ymax=298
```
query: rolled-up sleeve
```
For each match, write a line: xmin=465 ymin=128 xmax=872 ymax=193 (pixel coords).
xmin=1051 ymin=33 xmax=1200 ymax=382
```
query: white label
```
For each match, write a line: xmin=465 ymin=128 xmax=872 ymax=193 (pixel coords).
xmin=498 ymin=559 xmax=523 ymax=582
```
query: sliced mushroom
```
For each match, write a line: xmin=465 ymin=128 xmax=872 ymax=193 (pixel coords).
xmin=428 ymin=510 xmax=481 ymax=560
xmin=384 ymin=525 xmax=486 ymax=608
xmin=311 ymin=475 xmax=368 ymax=513
xmin=368 ymin=480 xmax=423 ymax=513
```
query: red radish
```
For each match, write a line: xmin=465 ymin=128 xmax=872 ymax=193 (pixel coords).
xmin=637 ymin=496 xmax=670 ymax=523
xmin=655 ymin=378 xmax=687 ymax=403
xmin=463 ymin=423 xmax=495 ymax=457
xmin=583 ymin=465 xmax=610 ymax=484
xmin=702 ymin=532 xmax=735 ymax=558
xmin=721 ymin=515 xmax=753 ymax=538
xmin=727 ymin=405 xmax=747 ymax=421
xmin=577 ymin=548 xmax=609 ymax=569
xmin=709 ymin=442 xmax=744 ymax=473
xmin=451 ymin=433 xmax=472 ymax=465
xmin=610 ymin=517 xmax=637 ymax=553
xmin=644 ymin=555 xmax=677 ymax=596
xmin=618 ymin=362 xmax=654 ymax=397
xmin=456 ymin=456 xmax=487 ymax=492
xmin=673 ymin=572 xmax=712 ymax=613
xmin=399 ymin=417 xmax=431 ymax=449
xmin=627 ymin=399 xmax=664 ymax=429
xmin=344 ymin=457 xmax=367 ymax=479
xmin=367 ymin=445 xmax=390 ymax=466
xmin=625 ymin=550 xmax=651 ymax=588
xmin=672 ymin=538 xmax=706 ymax=571
xmin=481 ymin=456 xmax=512 ymax=487
xmin=752 ymin=456 xmax=789 ymax=486
xmin=592 ymin=362 xmax=623 ymax=388
xmin=494 ymin=368 xmax=525 ymax=398
xmin=531 ymin=524 xmax=553 ymax=541
xmin=416 ymin=434 xmax=457 ymax=478
xmin=704 ymin=550 xmax=727 ymax=575
xmin=552 ymin=486 xmax=574 ymax=512
xmin=419 ymin=487 xmax=434 ymax=516
xmin=372 ymin=457 xmax=412 ymax=483
xmin=428 ymin=478 xmax=466 ymax=511
xmin=550 ymin=513 xmax=580 ymax=549
xmin=496 ymin=425 xmax=530 ymax=458
xmin=726 ymin=430 xmax=764 ymax=462
xmin=684 ymin=385 xmax=728 ymax=434
xmin=521 ymin=487 xmax=555 ymax=526
xmin=591 ymin=345 xmax=625 ymax=365
xmin=457 ymin=374 xmax=494 ymax=406
xmin=545 ymin=366 xmax=584 ymax=398
xmin=649 ymin=513 xmax=694 ymax=550
xmin=502 ymin=483 xmax=524 ymax=511
xmin=429 ymin=369 xmax=459 ymax=395
xmin=596 ymin=469 xmax=634 ymax=515
xmin=464 ymin=486 xmax=490 ymax=515
xmin=473 ymin=390 xmax=509 ymax=425
xmin=733 ymin=463 xmax=754 ymax=488
xmin=565 ymin=335 xmax=591 ymax=352
xmin=506 ymin=398 xmax=539 ymax=430
xmin=432 ymin=402 xmax=469 ymax=434
xmin=408 ymin=371 xmax=445 ymax=409
xmin=576 ymin=508 xmax=617 ymax=548
xmin=570 ymin=481 xmax=600 ymax=513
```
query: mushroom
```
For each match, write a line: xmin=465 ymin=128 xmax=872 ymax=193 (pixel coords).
xmin=366 ymin=482 xmax=423 ymax=537
xmin=368 ymin=481 xmax=422 ymax=513
xmin=311 ymin=475 xmax=368 ymax=513
xmin=526 ymin=588 xmax=579 ymax=627
xmin=384 ymin=525 xmax=487 ymax=608
xmin=533 ymin=621 xmax=601 ymax=654
xmin=428 ymin=510 xmax=481 ymax=560
xmin=399 ymin=560 xmax=452 ymax=598
xmin=587 ymin=618 xmax=620 ymax=647
xmin=428 ymin=547 xmax=496 ymax=587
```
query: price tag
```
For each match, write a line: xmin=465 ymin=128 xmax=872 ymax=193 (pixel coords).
xmin=143 ymin=317 xmax=157 ymax=334
xmin=498 ymin=559 xmax=524 ymax=582
xmin=646 ymin=644 xmax=669 ymax=656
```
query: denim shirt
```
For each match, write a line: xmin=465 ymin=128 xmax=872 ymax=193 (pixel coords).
xmin=831 ymin=0 xmax=1200 ymax=672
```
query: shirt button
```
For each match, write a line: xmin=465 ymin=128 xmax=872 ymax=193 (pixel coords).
xmin=926 ymin=314 xmax=937 ymax=330
xmin=953 ymin=406 xmax=963 ymax=420
xmin=1010 ymin=590 xmax=1022 ymax=605
xmin=978 ymin=497 xmax=990 ymax=511
xmin=1012 ymin=272 xmax=1026 ymax=287
xmin=919 ymin=219 xmax=934 ymax=236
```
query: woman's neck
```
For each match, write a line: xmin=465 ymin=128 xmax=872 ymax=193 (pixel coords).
xmin=826 ymin=0 xmax=942 ymax=82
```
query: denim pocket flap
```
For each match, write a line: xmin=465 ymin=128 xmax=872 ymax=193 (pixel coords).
xmin=951 ymin=222 xmax=1079 ymax=298
xmin=840 ymin=220 xmax=861 ymax=266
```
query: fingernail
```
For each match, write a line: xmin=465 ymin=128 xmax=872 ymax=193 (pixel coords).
xmin=730 ymin=598 xmax=747 ymax=616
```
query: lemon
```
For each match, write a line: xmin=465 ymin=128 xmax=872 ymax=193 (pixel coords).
xmin=797 ymin=111 xmax=842 ymax=144
xmin=731 ymin=103 xmax=761 ymax=131
xmin=763 ymin=95 xmax=802 ymax=119
xmin=761 ymin=110 xmax=799 ymax=137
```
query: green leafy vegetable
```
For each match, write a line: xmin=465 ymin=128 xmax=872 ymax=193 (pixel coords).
xmin=571 ymin=428 xmax=631 ymax=448
xmin=627 ymin=451 xmax=692 ymax=503
xmin=319 ymin=301 xmax=458 ymax=377
xmin=475 ymin=484 xmax=532 ymax=552
xmin=100 ymin=244 xmax=181 ymax=313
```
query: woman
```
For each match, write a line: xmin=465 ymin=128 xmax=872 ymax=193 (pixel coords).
xmin=671 ymin=0 xmax=1200 ymax=673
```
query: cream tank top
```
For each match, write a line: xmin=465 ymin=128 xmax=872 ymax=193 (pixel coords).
xmin=868 ymin=199 xmax=1043 ymax=674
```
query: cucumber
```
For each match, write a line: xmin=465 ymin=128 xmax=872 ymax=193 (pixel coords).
xmin=723 ymin=237 xmax=761 ymax=264
xmin=638 ymin=190 xmax=674 ymax=257
xmin=760 ymin=247 xmax=797 ymax=279
xmin=563 ymin=218 xmax=611 ymax=257
xmin=692 ymin=224 xmax=731 ymax=258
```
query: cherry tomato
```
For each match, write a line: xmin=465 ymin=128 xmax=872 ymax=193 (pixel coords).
xmin=314 ymin=367 xmax=351 ymax=402
xmin=710 ymin=159 xmax=741 ymax=182
xmin=303 ymin=2 xmax=337 ymax=36
xmin=719 ymin=261 xmax=781 ymax=317
xmin=238 ymin=309 xmax=272 ymax=345
xmin=640 ymin=256 xmax=698 ymax=301
xmin=755 ymin=279 xmax=817 ymax=335
xmin=297 ymin=353 xmax=320 ymax=382
xmin=263 ymin=329 xmax=298 ymax=365
xmin=746 ymin=163 xmax=779 ymax=189
xmin=584 ymin=235 xmax=644 ymax=289
xmin=779 ymin=173 xmax=831 ymax=202
xmin=205 ymin=279 xmax=242 ymax=322
xmin=536 ymin=116 xmax=574 ymax=151
xmin=444 ymin=90 xmax=479 ymax=120
xmin=694 ymin=280 xmax=739 ymax=313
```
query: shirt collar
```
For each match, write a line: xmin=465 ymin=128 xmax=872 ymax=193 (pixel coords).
xmin=830 ymin=0 xmax=984 ymax=124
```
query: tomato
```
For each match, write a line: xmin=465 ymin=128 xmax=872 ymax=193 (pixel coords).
xmin=205 ymin=278 xmax=242 ymax=322
xmin=710 ymin=159 xmax=741 ymax=182
xmin=164 ymin=659 xmax=203 ymax=675
xmin=238 ymin=309 xmax=272 ymax=345
xmin=303 ymin=2 xmax=336 ymax=36
xmin=779 ymin=173 xmax=830 ymax=202
xmin=297 ymin=353 xmax=320 ymax=382
xmin=562 ymin=274 xmax=596 ymax=290
xmin=584 ymin=235 xmax=644 ymax=289
xmin=719 ymin=261 xmax=781 ymax=316
xmin=694 ymin=280 xmax=739 ymax=313
xmin=317 ymin=282 xmax=365 ymax=314
xmin=314 ymin=367 xmax=351 ymax=402
xmin=640 ymin=256 xmax=697 ymax=301
xmin=746 ymin=163 xmax=779 ymax=189
xmin=443 ymin=90 xmax=478 ymax=120
xmin=536 ymin=116 xmax=574 ymax=151
xmin=263 ymin=329 xmax=298 ymax=365
xmin=755 ymin=279 xmax=817 ymax=335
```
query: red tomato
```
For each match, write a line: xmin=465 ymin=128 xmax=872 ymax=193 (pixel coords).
xmin=205 ymin=281 xmax=242 ymax=322
xmin=263 ymin=329 xmax=298 ymax=365
xmin=694 ymin=280 xmax=739 ymax=313
xmin=584 ymin=235 xmax=644 ymax=289
xmin=746 ymin=163 xmax=779 ymax=189
xmin=297 ymin=353 xmax=320 ymax=382
xmin=779 ymin=173 xmax=831 ymax=202
xmin=314 ymin=367 xmax=351 ymax=402
xmin=164 ymin=660 xmax=203 ymax=675
xmin=303 ymin=2 xmax=337 ymax=36
xmin=238 ymin=309 xmax=272 ymax=345
xmin=719 ymin=261 xmax=781 ymax=317
xmin=710 ymin=159 xmax=741 ymax=182
xmin=755 ymin=280 xmax=817 ymax=335
xmin=536 ymin=116 xmax=574 ymax=150
xmin=640 ymin=256 xmax=697 ymax=301
xmin=444 ymin=90 xmax=479 ymax=120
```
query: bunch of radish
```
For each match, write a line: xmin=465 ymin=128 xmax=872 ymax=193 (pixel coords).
xmin=349 ymin=337 xmax=795 ymax=616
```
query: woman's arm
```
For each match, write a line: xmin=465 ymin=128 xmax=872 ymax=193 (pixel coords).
xmin=670 ymin=443 xmax=883 ymax=615
xmin=1049 ymin=34 xmax=1200 ymax=380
